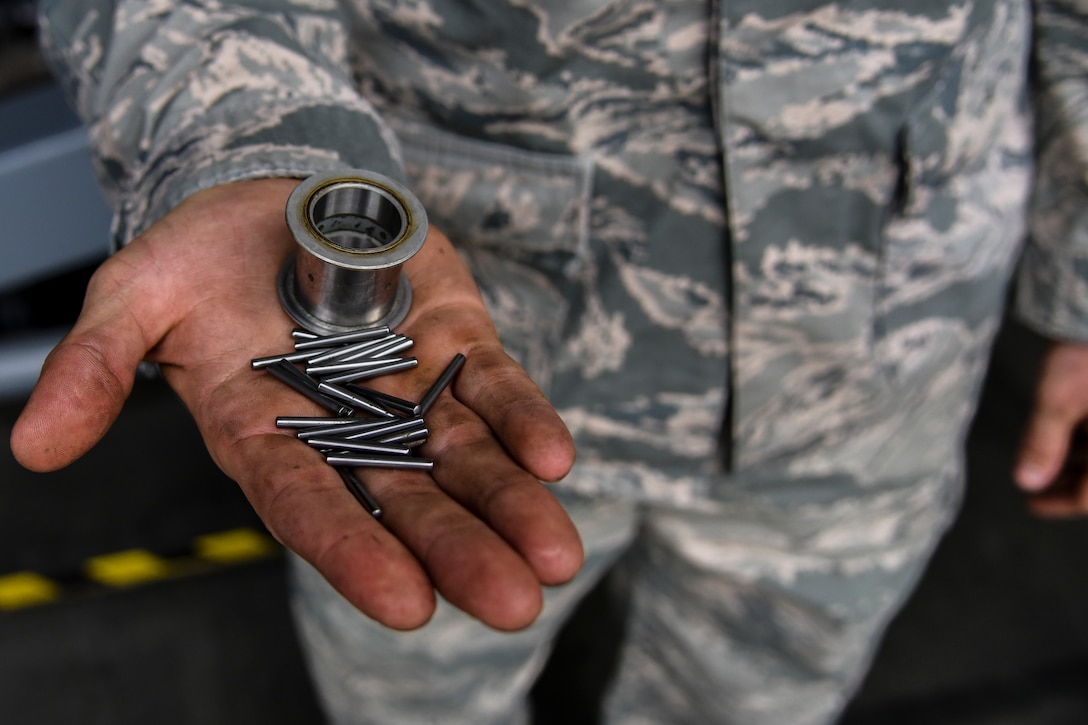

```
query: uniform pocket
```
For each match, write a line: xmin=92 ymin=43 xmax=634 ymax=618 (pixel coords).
xmin=875 ymin=2 xmax=1030 ymax=389
xmin=395 ymin=120 xmax=595 ymax=391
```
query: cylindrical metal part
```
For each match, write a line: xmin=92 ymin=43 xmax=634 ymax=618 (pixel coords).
xmin=414 ymin=353 xmax=466 ymax=416
xmin=293 ymin=326 xmax=391 ymax=351
xmin=376 ymin=428 xmax=430 ymax=446
xmin=339 ymin=336 xmax=414 ymax=362
xmin=276 ymin=416 xmax=359 ymax=429
xmin=317 ymin=381 xmax=398 ymax=419
xmin=306 ymin=438 xmax=411 ymax=456
xmin=337 ymin=468 xmax=383 ymax=519
xmin=322 ymin=358 xmax=419 ymax=385
xmin=327 ymin=454 xmax=434 ymax=471
xmin=279 ymin=171 xmax=427 ymax=333
xmin=342 ymin=417 xmax=427 ymax=441
xmin=298 ymin=418 xmax=401 ymax=440
xmin=306 ymin=357 xmax=411 ymax=376
xmin=344 ymin=385 xmax=417 ymax=416
xmin=265 ymin=361 xmax=353 ymax=416
xmin=251 ymin=348 xmax=334 ymax=370
xmin=304 ymin=335 xmax=397 ymax=365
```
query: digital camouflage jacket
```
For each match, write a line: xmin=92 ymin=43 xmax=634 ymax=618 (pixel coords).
xmin=38 ymin=0 xmax=1088 ymax=510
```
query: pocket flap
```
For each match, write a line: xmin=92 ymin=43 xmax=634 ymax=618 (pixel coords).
xmin=395 ymin=119 xmax=593 ymax=259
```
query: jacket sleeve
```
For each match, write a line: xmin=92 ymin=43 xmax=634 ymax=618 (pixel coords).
xmin=37 ymin=0 xmax=404 ymax=246
xmin=1017 ymin=0 xmax=1088 ymax=341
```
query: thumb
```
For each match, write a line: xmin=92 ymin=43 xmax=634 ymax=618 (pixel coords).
xmin=10 ymin=245 xmax=176 ymax=471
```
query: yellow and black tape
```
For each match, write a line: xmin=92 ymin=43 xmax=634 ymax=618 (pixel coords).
xmin=0 ymin=527 xmax=280 ymax=612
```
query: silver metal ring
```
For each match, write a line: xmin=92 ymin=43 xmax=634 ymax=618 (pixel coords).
xmin=278 ymin=170 xmax=428 ymax=333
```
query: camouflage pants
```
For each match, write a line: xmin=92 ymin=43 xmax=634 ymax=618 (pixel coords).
xmin=288 ymin=484 xmax=950 ymax=725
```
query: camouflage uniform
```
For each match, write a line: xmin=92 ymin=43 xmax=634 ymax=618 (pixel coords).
xmin=38 ymin=0 xmax=1088 ymax=722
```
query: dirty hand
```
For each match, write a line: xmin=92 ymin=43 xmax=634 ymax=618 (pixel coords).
xmin=10 ymin=177 xmax=583 ymax=630
xmin=1014 ymin=341 xmax=1088 ymax=517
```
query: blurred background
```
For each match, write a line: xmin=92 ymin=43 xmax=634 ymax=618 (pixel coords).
xmin=2 ymin=2 xmax=1088 ymax=722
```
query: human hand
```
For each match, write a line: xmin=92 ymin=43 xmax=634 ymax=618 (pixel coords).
xmin=1014 ymin=341 xmax=1088 ymax=517
xmin=10 ymin=178 xmax=582 ymax=630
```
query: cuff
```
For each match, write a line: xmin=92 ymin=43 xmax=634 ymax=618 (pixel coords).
xmin=111 ymin=98 xmax=405 ymax=247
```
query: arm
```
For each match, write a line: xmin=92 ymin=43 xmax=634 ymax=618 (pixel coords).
xmin=37 ymin=0 xmax=403 ymax=242
xmin=16 ymin=1 xmax=583 ymax=629
xmin=1013 ymin=1 xmax=1088 ymax=516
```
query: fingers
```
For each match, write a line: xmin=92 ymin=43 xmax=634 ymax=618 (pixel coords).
xmin=453 ymin=345 xmax=576 ymax=482
xmin=256 ymin=341 xmax=581 ymax=627
xmin=1014 ymin=343 xmax=1088 ymax=494
xmin=364 ymin=467 xmax=548 ymax=630
xmin=421 ymin=392 xmax=584 ymax=587
xmin=1024 ymin=432 xmax=1088 ymax=517
xmin=12 ymin=178 xmax=582 ymax=630
xmin=401 ymin=229 xmax=577 ymax=483
xmin=199 ymin=366 xmax=558 ymax=631
xmin=402 ymin=324 xmax=576 ymax=482
xmin=10 ymin=247 xmax=177 ymax=471
xmin=190 ymin=360 xmax=439 ymax=629
xmin=301 ymin=345 xmax=582 ymax=625
xmin=232 ymin=432 xmax=439 ymax=630
xmin=386 ymin=226 xmax=582 ymax=603
xmin=1014 ymin=403 xmax=1074 ymax=493
xmin=11 ymin=178 xmax=299 ymax=473
xmin=158 ymin=195 xmax=576 ymax=630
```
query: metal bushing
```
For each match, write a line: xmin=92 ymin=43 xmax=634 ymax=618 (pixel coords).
xmin=278 ymin=170 xmax=428 ymax=334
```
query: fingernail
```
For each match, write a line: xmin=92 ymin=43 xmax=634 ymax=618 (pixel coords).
xmin=1015 ymin=464 xmax=1050 ymax=491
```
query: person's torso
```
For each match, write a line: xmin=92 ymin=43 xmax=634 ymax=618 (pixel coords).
xmin=344 ymin=0 xmax=1034 ymax=503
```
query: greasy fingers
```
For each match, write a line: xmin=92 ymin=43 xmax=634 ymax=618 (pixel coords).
xmin=401 ymin=230 xmax=576 ymax=482
xmin=452 ymin=348 xmax=575 ymax=483
xmin=11 ymin=247 xmax=176 ymax=471
xmin=389 ymin=225 xmax=582 ymax=599
xmin=185 ymin=343 xmax=548 ymax=632
xmin=238 ymin=435 xmax=438 ymax=630
xmin=421 ymin=393 xmax=582 ymax=584
xmin=191 ymin=368 xmax=441 ymax=630
xmin=11 ymin=336 xmax=134 ymax=471
xmin=369 ymin=469 xmax=548 ymax=630
xmin=11 ymin=178 xmax=581 ymax=630
xmin=405 ymin=313 xmax=576 ymax=482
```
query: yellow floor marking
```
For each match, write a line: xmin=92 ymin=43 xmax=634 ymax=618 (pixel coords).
xmin=0 ymin=572 xmax=61 ymax=610
xmin=0 ymin=529 xmax=282 ymax=611
xmin=194 ymin=528 xmax=278 ymax=565
xmin=85 ymin=549 xmax=171 ymax=587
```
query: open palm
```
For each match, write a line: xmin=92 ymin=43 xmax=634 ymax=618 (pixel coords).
xmin=10 ymin=178 xmax=583 ymax=631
